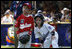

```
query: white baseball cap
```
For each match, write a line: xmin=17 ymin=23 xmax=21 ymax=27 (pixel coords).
xmin=63 ymin=8 xmax=69 ymax=11
xmin=4 ymin=9 xmax=10 ymax=15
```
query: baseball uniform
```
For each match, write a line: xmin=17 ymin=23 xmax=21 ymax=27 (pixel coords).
xmin=15 ymin=14 xmax=34 ymax=48
xmin=34 ymin=23 xmax=59 ymax=48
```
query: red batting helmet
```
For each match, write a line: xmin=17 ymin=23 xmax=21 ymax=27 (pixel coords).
xmin=22 ymin=3 xmax=31 ymax=9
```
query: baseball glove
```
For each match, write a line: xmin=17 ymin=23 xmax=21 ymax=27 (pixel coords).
xmin=19 ymin=34 xmax=30 ymax=44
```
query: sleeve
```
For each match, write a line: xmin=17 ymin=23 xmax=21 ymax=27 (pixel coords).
xmin=16 ymin=30 xmax=20 ymax=34
xmin=28 ymin=17 xmax=34 ymax=35
xmin=14 ymin=16 xmax=20 ymax=28
xmin=30 ymin=17 xmax=34 ymax=31
xmin=14 ymin=16 xmax=20 ymax=34
xmin=34 ymin=28 xmax=41 ymax=38
xmin=45 ymin=24 xmax=55 ymax=33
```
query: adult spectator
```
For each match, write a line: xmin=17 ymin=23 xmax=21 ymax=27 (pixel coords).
xmin=1 ymin=9 xmax=14 ymax=24
xmin=60 ymin=8 xmax=70 ymax=22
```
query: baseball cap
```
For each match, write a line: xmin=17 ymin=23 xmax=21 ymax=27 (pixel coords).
xmin=4 ymin=9 xmax=10 ymax=15
xmin=63 ymin=8 xmax=69 ymax=11
xmin=22 ymin=3 xmax=31 ymax=9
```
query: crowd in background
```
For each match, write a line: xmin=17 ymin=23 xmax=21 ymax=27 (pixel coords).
xmin=31 ymin=7 xmax=71 ymax=22
xmin=1 ymin=1 xmax=12 ymax=17
xmin=1 ymin=1 xmax=71 ymax=23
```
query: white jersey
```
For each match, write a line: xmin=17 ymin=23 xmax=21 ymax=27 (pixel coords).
xmin=34 ymin=23 xmax=55 ymax=39
xmin=1 ymin=15 xmax=13 ymax=23
xmin=34 ymin=23 xmax=59 ymax=48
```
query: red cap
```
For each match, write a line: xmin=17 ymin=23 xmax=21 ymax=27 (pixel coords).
xmin=22 ymin=3 xmax=31 ymax=9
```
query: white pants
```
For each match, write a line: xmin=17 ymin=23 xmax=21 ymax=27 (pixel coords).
xmin=43 ymin=31 xmax=59 ymax=48
xmin=17 ymin=32 xmax=31 ymax=48
xmin=52 ymin=31 xmax=59 ymax=48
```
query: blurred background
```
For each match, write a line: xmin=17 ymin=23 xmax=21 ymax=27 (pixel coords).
xmin=1 ymin=1 xmax=71 ymax=48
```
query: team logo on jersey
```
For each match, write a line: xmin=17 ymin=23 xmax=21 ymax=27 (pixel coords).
xmin=20 ymin=23 xmax=31 ymax=29
xmin=20 ymin=19 xmax=24 ymax=23
xmin=48 ymin=26 xmax=51 ymax=29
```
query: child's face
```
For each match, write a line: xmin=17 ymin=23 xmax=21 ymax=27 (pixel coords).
xmin=36 ymin=17 xmax=42 ymax=26
xmin=22 ymin=6 xmax=30 ymax=14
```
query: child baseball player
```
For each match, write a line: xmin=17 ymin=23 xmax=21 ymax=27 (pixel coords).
xmin=15 ymin=3 xmax=34 ymax=48
xmin=34 ymin=14 xmax=59 ymax=48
